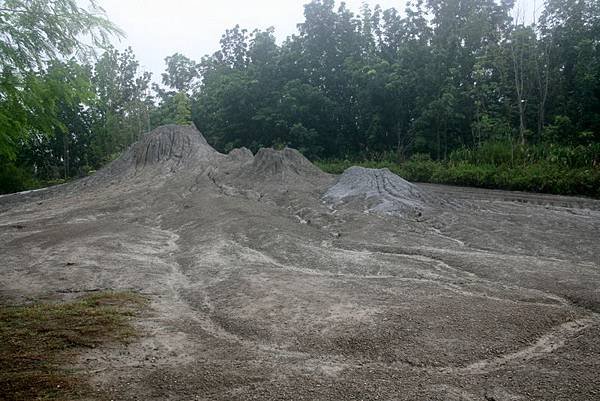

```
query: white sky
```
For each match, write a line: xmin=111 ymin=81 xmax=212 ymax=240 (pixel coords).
xmin=98 ymin=0 xmax=538 ymax=82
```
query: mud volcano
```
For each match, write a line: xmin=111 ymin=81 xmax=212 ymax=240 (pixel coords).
xmin=89 ymin=125 xmax=218 ymax=182
xmin=1 ymin=124 xmax=600 ymax=401
xmin=324 ymin=166 xmax=442 ymax=217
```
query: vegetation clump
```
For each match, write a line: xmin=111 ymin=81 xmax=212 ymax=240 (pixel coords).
xmin=318 ymin=140 xmax=600 ymax=198
xmin=0 ymin=292 xmax=145 ymax=401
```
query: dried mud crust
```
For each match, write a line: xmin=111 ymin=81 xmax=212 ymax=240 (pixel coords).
xmin=323 ymin=166 xmax=446 ymax=217
xmin=1 ymin=125 xmax=600 ymax=401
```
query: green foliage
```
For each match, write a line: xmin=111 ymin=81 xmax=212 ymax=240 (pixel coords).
xmin=151 ymin=53 xmax=198 ymax=129
xmin=0 ymin=162 xmax=37 ymax=194
xmin=152 ymin=92 xmax=192 ymax=126
xmin=189 ymin=0 xmax=599 ymax=166
xmin=91 ymin=46 xmax=152 ymax=165
xmin=319 ymin=141 xmax=600 ymax=198
xmin=449 ymin=140 xmax=600 ymax=169
xmin=0 ymin=0 xmax=121 ymax=71
xmin=161 ymin=53 xmax=199 ymax=93
xmin=1 ymin=0 xmax=600 ymax=197
xmin=543 ymin=115 xmax=571 ymax=142
xmin=0 ymin=0 xmax=122 ymax=160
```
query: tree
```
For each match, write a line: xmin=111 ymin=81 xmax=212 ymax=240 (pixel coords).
xmin=0 ymin=0 xmax=121 ymax=159
xmin=20 ymin=61 xmax=95 ymax=180
xmin=92 ymin=47 xmax=152 ymax=164
xmin=508 ymin=25 xmax=536 ymax=144
xmin=3 ymin=0 xmax=599 ymax=194
xmin=152 ymin=92 xmax=192 ymax=127
xmin=540 ymin=0 xmax=600 ymax=139
xmin=161 ymin=53 xmax=199 ymax=93
xmin=152 ymin=53 xmax=198 ymax=128
xmin=215 ymin=25 xmax=250 ymax=69
xmin=0 ymin=0 xmax=121 ymax=71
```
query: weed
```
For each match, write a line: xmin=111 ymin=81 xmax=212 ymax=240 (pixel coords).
xmin=0 ymin=292 xmax=145 ymax=401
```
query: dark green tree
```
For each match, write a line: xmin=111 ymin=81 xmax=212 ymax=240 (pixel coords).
xmin=161 ymin=53 xmax=199 ymax=93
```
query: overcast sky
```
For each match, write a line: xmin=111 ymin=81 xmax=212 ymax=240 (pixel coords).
xmin=99 ymin=0 xmax=538 ymax=82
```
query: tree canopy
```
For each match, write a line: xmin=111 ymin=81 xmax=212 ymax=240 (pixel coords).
xmin=0 ymin=0 xmax=121 ymax=160
xmin=192 ymin=0 xmax=599 ymax=161
xmin=1 ymin=0 xmax=599 ymax=196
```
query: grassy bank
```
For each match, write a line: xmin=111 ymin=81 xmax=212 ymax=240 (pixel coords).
xmin=0 ymin=292 xmax=146 ymax=401
xmin=316 ymin=142 xmax=600 ymax=198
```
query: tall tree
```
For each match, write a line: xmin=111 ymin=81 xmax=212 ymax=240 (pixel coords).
xmin=161 ymin=53 xmax=199 ymax=94
xmin=92 ymin=47 xmax=152 ymax=164
xmin=19 ymin=61 xmax=95 ymax=180
xmin=0 ymin=0 xmax=121 ymax=160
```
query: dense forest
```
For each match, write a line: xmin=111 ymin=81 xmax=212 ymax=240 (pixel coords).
xmin=1 ymin=0 xmax=599 ymax=196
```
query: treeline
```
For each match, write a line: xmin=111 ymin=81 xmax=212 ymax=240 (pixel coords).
xmin=193 ymin=0 xmax=599 ymax=159
xmin=0 ymin=0 xmax=199 ymax=192
xmin=1 ymin=0 xmax=599 ymax=196
xmin=0 ymin=45 xmax=195 ymax=192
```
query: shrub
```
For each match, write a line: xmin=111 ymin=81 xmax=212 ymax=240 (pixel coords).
xmin=0 ymin=163 xmax=38 ymax=194
xmin=317 ymin=156 xmax=600 ymax=198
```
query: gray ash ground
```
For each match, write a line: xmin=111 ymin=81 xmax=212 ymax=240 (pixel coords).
xmin=323 ymin=166 xmax=445 ymax=218
xmin=1 ymin=125 xmax=600 ymax=401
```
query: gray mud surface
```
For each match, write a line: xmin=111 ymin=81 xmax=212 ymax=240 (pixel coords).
xmin=1 ymin=125 xmax=599 ymax=400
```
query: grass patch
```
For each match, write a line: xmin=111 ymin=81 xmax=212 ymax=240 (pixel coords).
xmin=0 ymin=292 xmax=146 ymax=401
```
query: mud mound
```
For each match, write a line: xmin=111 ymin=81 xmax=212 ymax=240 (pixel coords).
xmin=239 ymin=147 xmax=324 ymax=181
xmin=130 ymin=125 xmax=217 ymax=170
xmin=85 ymin=125 xmax=219 ymax=185
xmin=226 ymin=147 xmax=253 ymax=163
xmin=323 ymin=166 xmax=439 ymax=216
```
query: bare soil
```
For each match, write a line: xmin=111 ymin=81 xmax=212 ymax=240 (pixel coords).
xmin=1 ymin=125 xmax=599 ymax=400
